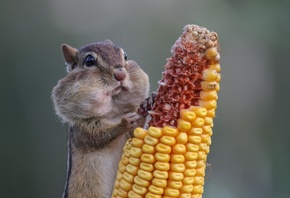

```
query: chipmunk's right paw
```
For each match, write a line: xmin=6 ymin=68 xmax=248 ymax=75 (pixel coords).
xmin=121 ymin=112 xmax=143 ymax=130
xmin=138 ymin=92 xmax=157 ymax=117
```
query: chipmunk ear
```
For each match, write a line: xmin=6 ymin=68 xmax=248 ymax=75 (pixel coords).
xmin=61 ymin=44 xmax=78 ymax=72
xmin=104 ymin=39 xmax=113 ymax=45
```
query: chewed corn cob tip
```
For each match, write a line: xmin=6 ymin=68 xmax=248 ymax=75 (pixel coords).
xmin=149 ymin=24 xmax=220 ymax=128
xmin=112 ymin=24 xmax=221 ymax=198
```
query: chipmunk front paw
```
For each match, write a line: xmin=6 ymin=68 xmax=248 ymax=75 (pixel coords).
xmin=121 ymin=112 xmax=144 ymax=130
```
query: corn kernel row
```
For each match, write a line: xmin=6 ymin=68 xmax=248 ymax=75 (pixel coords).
xmin=190 ymin=46 xmax=220 ymax=198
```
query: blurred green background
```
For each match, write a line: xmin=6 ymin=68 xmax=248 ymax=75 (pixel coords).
xmin=1 ymin=0 xmax=290 ymax=197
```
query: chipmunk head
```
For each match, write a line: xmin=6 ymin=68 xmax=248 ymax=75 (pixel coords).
xmin=52 ymin=40 xmax=149 ymax=125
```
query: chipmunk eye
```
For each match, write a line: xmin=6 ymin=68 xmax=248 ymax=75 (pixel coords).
xmin=84 ymin=55 xmax=96 ymax=67
xmin=124 ymin=52 xmax=127 ymax=61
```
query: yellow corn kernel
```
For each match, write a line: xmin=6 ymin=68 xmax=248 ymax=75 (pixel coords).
xmin=200 ymin=90 xmax=217 ymax=100
xmin=191 ymin=117 xmax=205 ymax=127
xmin=130 ymin=147 xmax=142 ymax=158
xmin=152 ymin=178 xmax=167 ymax=188
xmin=129 ymin=157 xmax=141 ymax=166
xmin=141 ymin=153 xmax=156 ymax=164
xmin=140 ymin=162 xmax=154 ymax=172
xmin=172 ymin=144 xmax=186 ymax=154
xmin=207 ymin=137 xmax=212 ymax=145
xmin=205 ymin=47 xmax=218 ymax=59
xmin=126 ymin=164 xmax=139 ymax=175
xmin=184 ymin=161 xmax=197 ymax=169
xmin=196 ymin=160 xmax=205 ymax=168
xmin=134 ymin=127 xmax=148 ymax=139
xmin=185 ymin=143 xmax=199 ymax=152
xmin=202 ymin=69 xmax=218 ymax=82
xmin=192 ymin=185 xmax=202 ymax=194
xmin=183 ymin=169 xmax=196 ymax=177
xmin=167 ymin=180 xmax=183 ymax=189
xmin=154 ymin=161 xmax=170 ymax=171
xmin=156 ymin=143 xmax=172 ymax=154
xmin=180 ymin=184 xmax=194 ymax=193
xmin=124 ymin=139 xmax=133 ymax=149
xmin=128 ymin=190 xmax=143 ymax=198
xmin=178 ymin=193 xmax=191 ymax=198
xmin=187 ymin=128 xmax=202 ymax=135
xmin=193 ymin=176 xmax=204 ymax=185
xmin=116 ymin=171 xmax=123 ymax=181
xmin=148 ymin=127 xmax=163 ymax=138
xmin=142 ymin=144 xmax=156 ymax=154
xmin=200 ymin=134 xmax=209 ymax=143
xmin=168 ymin=171 xmax=184 ymax=181
xmin=197 ymin=151 xmax=206 ymax=160
xmin=144 ymin=135 xmax=159 ymax=146
xmin=191 ymin=195 xmax=202 ymax=198
xmin=177 ymin=119 xmax=191 ymax=132
xmin=124 ymin=149 xmax=131 ymax=158
xmin=204 ymin=117 xmax=213 ymax=125
xmin=200 ymin=81 xmax=218 ymax=91
xmin=215 ymin=83 xmax=220 ymax=91
xmin=199 ymin=100 xmax=217 ymax=110
xmin=162 ymin=126 xmax=179 ymax=136
xmin=205 ymin=146 xmax=210 ymax=154
xmin=206 ymin=108 xmax=215 ymax=118
xmin=114 ymin=180 xmax=120 ymax=189
xmin=121 ymin=156 xmax=129 ymax=165
xmin=120 ymin=179 xmax=132 ymax=191
xmin=132 ymin=138 xmax=144 ymax=148
xmin=171 ymin=154 xmax=185 ymax=163
xmin=164 ymin=187 xmax=180 ymax=197
xmin=118 ymin=163 xmax=126 ymax=173
xmin=123 ymin=172 xmax=134 ymax=183
xmin=145 ymin=192 xmax=162 ymax=198
xmin=202 ymin=125 xmax=213 ymax=135
xmin=216 ymin=72 xmax=221 ymax=82
xmin=199 ymin=143 xmax=208 ymax=151
xmin=195 ymin=167 xmax=205 ymax=177
xmin=160 ymin=135 xmax=176 ymax=146
xmin=134 ymin=176 xmax=151 ymax=187
xmin=180 ymin=109 xmax=196 ymax=122
xmin=188 ymin=135 xmax=202 ymax=144
xmin=189 ymin=106 xmax=207 ymax=117
xmin=170 ymin=163 xmax=185 ymax=172
xmin=176 ymin=132 xmax=188 ymax=144
xmin=138 ymin=169 xmax=153 ymax=181
xmin=112 ymin=189 xmax=118 ymax=197
xmin=148 ymin=185 xmax=164 ymax=195
xmin=153 ymin=169 xmax=169 ymax=179
xmin=132 ymin=184 xmax=148 ymax=196
xmin=117 ymin=187 xmax=128 ymax=197
xmin=182 ymin=176 xmax=194 ymax=185
xmin=209 ymin=63 xmax=221 ymax=72
xmin=155 ymin=152 xmax=170 ymax=162
xmin=184 ymin=152 xmax=198 ymax=161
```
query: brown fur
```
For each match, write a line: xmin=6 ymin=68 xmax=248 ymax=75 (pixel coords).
xmin=51 ymin=40 xmax=149 ymax=198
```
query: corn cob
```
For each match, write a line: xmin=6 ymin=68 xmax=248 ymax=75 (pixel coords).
xmin=112 ymin=24 xmax=221 ymax=198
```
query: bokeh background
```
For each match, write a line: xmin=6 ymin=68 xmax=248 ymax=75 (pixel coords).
xmin=1 ymin=0 xmax=290 ymax=197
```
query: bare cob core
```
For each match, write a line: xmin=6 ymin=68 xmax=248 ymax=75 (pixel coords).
xmin=149 ymin=24 xmax=219 ymax=128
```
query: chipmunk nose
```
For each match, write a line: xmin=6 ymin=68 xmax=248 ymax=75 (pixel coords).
xmin=114 ymin=68 xmax=127 ymax=81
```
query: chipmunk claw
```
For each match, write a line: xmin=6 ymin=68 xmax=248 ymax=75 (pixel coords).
xmin=122 ymin=112 xmax=144 ymax=130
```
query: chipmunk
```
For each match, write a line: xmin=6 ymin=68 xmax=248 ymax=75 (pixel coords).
xmin=52 ymin=40 xmax=150 ymax=198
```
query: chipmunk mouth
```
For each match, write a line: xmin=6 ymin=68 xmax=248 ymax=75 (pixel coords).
xmin=112 ymin=82 xmax=129 ymax=95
